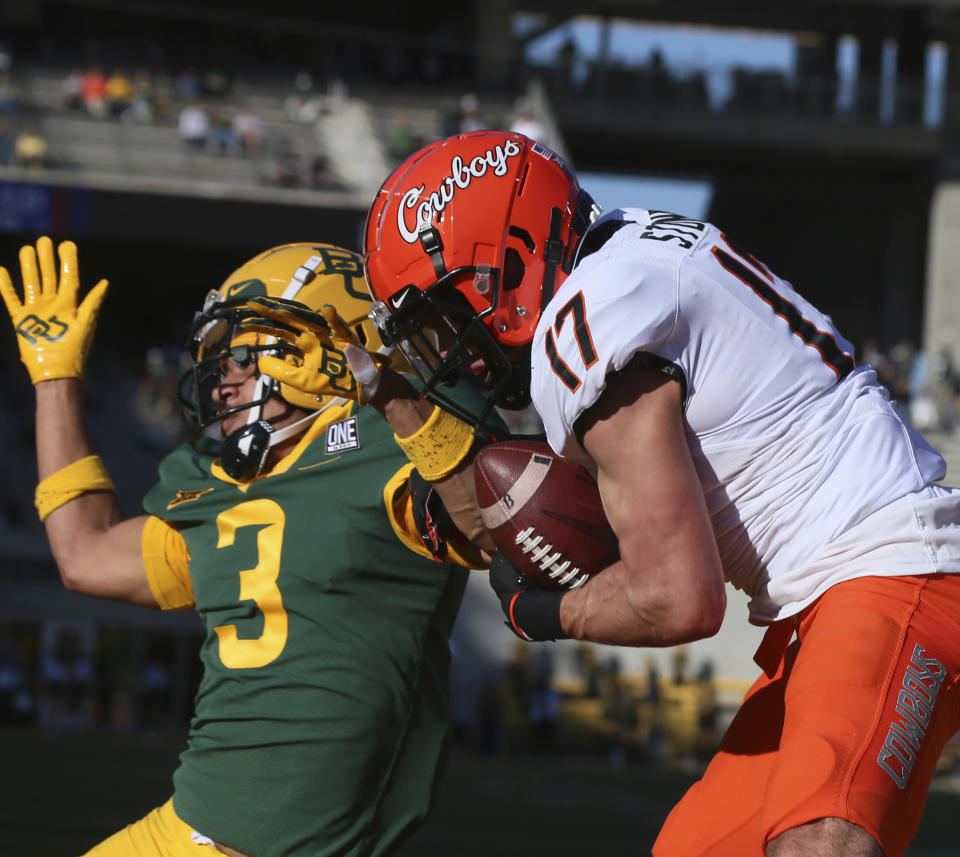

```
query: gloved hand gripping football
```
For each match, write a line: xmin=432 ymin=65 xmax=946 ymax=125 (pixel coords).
xmin=239 ymin=296 xmax=386 ymax=406
xmin=0 ymin=236 xmax=109 ymax=383
xmin=489 ymin=550 xmax=568 ymax=642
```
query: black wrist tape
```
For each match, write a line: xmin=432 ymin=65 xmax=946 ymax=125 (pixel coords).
xmin=509 ymin=590 xmax=568 ymax=641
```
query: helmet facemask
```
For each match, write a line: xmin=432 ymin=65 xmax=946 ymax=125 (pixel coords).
xmin=178 ymin=294 xmax=287 ymax=437
xmin=371 ymin=262 xmax=531 ymax=426
xmin=178 ymin=293 xmax=321 ymax=480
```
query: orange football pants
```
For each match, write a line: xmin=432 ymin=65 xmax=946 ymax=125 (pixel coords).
xmin=653 ymin=573 xmax=960 ymax=857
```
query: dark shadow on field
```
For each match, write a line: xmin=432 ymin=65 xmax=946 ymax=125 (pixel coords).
xmin=0 ymin=729 xmax=957 ymax=857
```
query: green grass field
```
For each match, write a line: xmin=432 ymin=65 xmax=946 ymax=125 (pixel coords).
xmin=0 ymin=728 xmax=957 ymax=856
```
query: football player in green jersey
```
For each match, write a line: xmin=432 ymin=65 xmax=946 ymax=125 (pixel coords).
xmin=0 ymin=238 xmax=501 ymax=857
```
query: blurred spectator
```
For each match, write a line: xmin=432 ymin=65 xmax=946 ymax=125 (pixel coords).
xmin=556 ymin=36 xmax=578 ymax=91
xmin=175 ymin=65 xmax=202 ymax=100
xmin=309 ymin=153 xmax=343 ymax=190
xmin=861 ymin=338 xmax=885 ymax=374
xmin=458 ymin=93 xmax=485 ymax=132
xmin=909 ymin=348 xmax=939 ymax=431
xmin=0 ymin=116 xmax=13 ymax=165
xmin=149 ymin=74 xmax=174 ymax=121
xmin=599 ymin=655 xmax=639 ymax=766
xmin=61 ymin=68 xmax=85 ymax=111
xmin=510 ymin=96 xmax=545 ymax=141
xmin=638 ymin=659 xmax=666 ymax=763
xmin=13 ymin=128 xmax=48 ymax=169
xmin=0 ymin=70 xmax=20 ymax=118
xmin=39 ymin=630 xmax=95 ymax=730
xmin=273 ymin=139 xmax=301 ymax=187
xmin=285 ymin=71 xmax=324 ymax=124
xmin=82 ymin=66 xmax=108 ymax=119
xmin=232 ymin=106 xmax=264 ymax=154
xmin=202 ymin=68 xmax=231 ymax=97
xmin=931 ymin=348 xmax=959 ymax=431
xmin=178 ymin=99 xmax=209 ymax=147
xmin=105 ymin=68 xmax=136 ymax=119
xmin=387 ymin=110 xmax=421 ymax=162
xmin=207 ymin=106 xmax=239 ymax=155
xmin=526 ymin=649 xmax=561 ymax=752
xmin=671 ymin=645 xmax=689 ymax=685
xmin=134 ymin=346 xmax=186 ymax=447
xmin=574 ymin=642 xmax=601 ymax=698
xmin=693 ymin=661 xmax=719 ymax=762
xmin=475 ymin=670 xmax=512 ymax=753
xmin=138 ymin=637 xmax=175 ymax=732
xmin=888 ymin=339 xmax=916 ymax=404
xmin=0 ymin=633 xmax=32 ymax=725
xmin=128 ymin=68 xmax=156 ymax=123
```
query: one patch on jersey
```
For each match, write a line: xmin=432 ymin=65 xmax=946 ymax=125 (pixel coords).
xmin=167 ymin=487 xmax=215 ymax=510
xmin=325 ymin=416 xmax=361 ymax=454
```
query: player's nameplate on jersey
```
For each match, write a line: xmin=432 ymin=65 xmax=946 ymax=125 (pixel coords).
xmin=325 ymin=417 xmax=360 ymax=454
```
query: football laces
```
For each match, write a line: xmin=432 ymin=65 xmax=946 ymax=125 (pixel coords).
xmin=514 ymin=526 xmax=589 ymax=589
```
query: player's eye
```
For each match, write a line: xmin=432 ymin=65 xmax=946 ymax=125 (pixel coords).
xmin=217 ymin=346 xmax=255 ymax=378
xmin=230 ymin=345 xmax=253 ymax=368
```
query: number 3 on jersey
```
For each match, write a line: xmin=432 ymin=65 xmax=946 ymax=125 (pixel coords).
xmin=214 ymin=499 xmax=289 ymax=669
xmin=545 ymin=291 xmax=597 ymax=391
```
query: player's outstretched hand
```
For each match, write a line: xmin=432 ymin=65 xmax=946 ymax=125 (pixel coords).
xmin=489 ymin=550 xmax=568 ymax=642
xmin=0 ymin=236 xmax=109 ymax=383
xmin=239 ymin=296 xmax=385 ymax=406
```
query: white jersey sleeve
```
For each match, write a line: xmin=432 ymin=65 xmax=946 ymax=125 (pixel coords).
xmin=531 ymin=208 xmax=960 ymax=623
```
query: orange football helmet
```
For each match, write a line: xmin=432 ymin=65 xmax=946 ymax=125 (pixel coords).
xmin=363 ymin=131 xmax=599 ymax=422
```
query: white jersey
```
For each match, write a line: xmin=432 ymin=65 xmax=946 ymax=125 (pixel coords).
xmin=530 ymin=208 xmax=960 ymax=623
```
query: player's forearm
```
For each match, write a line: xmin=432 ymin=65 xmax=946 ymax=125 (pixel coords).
xmin=371 ymin=369 xmax=496 ymax=553
xmin=559 ymin=557 xmax=725 ymax=647
xmin=35 ymin=378 xmax=97 ymax=477
xmin=35 ymin=378 xmax=125 ymax=575
xmin=370 ymin=367 xmax=436 ymax=436
xmin=429 ymin=468 xmax=496 ymax=554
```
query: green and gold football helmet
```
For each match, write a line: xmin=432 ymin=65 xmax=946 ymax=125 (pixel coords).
xmin=178 ymin=242 xmax=405 ymax=480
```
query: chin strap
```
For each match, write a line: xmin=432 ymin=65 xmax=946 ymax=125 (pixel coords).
xmin=222 ymin=408 xmax=326 ymax=481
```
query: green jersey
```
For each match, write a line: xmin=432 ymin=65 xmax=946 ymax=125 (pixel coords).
xmin=142 ymin=403 xmax=470 ymax=857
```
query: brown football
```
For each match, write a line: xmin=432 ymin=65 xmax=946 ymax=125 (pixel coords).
xmin=474 ymin=440 xmax=619 ymax=590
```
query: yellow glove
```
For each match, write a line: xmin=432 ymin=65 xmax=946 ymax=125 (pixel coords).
xmin=0 ymin=237 xmax=109 ymax=383
xmin=239 ymin=297 xmax=385 ymax=406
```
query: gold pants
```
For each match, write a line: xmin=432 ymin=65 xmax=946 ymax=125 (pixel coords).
xmin=81 ymin=798 xmax=249 ymax=857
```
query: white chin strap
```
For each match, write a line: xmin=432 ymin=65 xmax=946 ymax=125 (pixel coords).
xmin=262 ymin=407 xmax=324 ymax=446
xmin=243 ymin=252 xmax=339 ymax=450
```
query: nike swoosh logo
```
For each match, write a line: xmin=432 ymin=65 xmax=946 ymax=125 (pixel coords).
xmin=298 ymin=456 xmax=342 ymax=471
xmin=392 ymin=290 xmax=412 ymax=309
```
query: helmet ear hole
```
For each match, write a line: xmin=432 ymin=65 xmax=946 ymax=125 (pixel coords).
xmin=503 ymin=247 xmax=526 ymax=292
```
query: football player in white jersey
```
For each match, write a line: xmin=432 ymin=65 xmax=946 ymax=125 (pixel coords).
xmin=359 ymin=131 xmax=960 ymax=857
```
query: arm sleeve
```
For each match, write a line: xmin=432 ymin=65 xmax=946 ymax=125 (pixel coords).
xmin=382 ymin=464 xmax=483 ymax=569
xmin=141 ymin=515 xmax=195 ymax=610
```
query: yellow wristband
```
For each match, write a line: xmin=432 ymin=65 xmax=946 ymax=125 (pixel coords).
xmin=35 ymin=455 xmax=116 ymax=522
xmin=393 ymin=405 xmax=476 ymax=481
